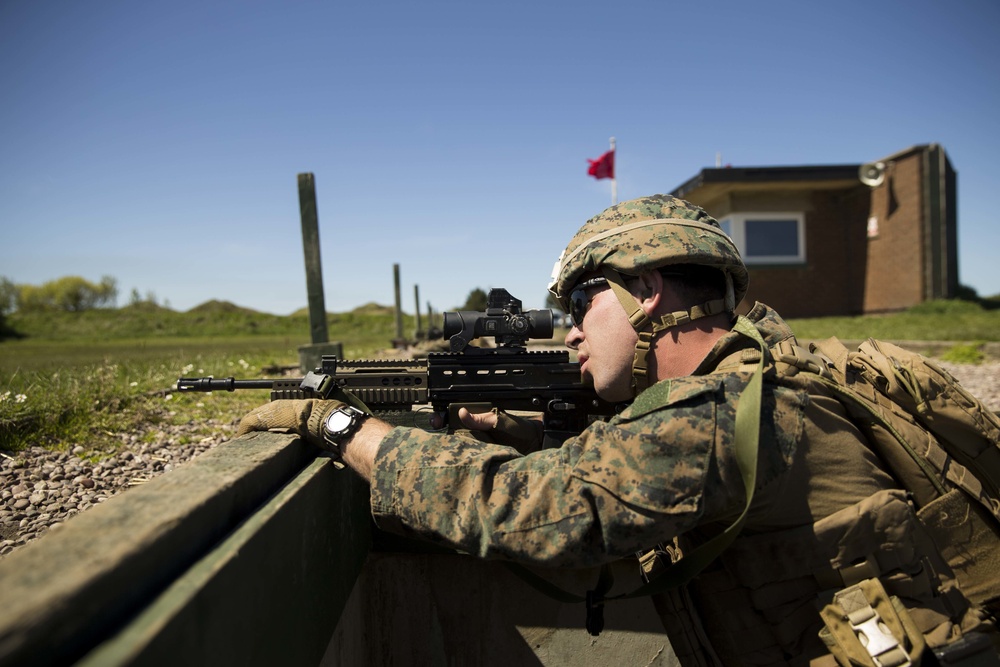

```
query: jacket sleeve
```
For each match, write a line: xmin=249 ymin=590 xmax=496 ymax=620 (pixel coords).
xmin=369 ymin=376 xmax=739 ymax=568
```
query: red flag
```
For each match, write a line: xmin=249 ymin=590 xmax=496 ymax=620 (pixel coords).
xmin=587 ymin=150 xmax=615 ymax=180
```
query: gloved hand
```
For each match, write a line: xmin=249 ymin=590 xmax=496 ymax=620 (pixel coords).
xmin=236 ymin=399 xmax=346 ymax=453
xmin=457 ymin=407 xmax=544 ymax=454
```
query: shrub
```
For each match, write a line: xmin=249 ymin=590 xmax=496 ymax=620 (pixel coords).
xmin=939 ymin=343 xmax=985 ymax=365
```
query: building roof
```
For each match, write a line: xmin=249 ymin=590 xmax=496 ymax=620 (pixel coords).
xmin=672 ymin=164 xmax=861 ymax=202
xmin=671 ymin=144 xmax=937 ymax=203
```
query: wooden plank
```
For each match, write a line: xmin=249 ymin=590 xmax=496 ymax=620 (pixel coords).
xmin=77 ymin=457 xmax=370 ymax=666
xmin=0 ymin=432 xmax=317 ymax=666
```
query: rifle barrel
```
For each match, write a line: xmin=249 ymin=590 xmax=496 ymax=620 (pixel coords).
xmin=176 ymin=378 xmax=278 ymax=392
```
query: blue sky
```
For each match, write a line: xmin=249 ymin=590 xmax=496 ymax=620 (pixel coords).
xmin=2 ymin=0 xmax=998 ymax=316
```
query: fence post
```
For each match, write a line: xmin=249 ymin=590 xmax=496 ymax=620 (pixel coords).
xmin=391 ymin=264 xmax=407 ymax=349
xmin=296 ymin=173 xmax=342 ymax=371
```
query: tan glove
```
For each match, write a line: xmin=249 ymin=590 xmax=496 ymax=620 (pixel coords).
xmin=236 ymin=399 xmax=346 ymax=451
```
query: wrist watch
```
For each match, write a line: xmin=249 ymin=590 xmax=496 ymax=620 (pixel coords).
xmin=321 ymin=405 xmax=368 ymax=456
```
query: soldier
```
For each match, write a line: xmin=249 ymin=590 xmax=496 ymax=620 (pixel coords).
xmin=238 ymin=195 xmax=1000 ymax=665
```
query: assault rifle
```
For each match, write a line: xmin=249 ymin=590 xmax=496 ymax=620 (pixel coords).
xmin=176 ymin=289 xmax=620 ymax=447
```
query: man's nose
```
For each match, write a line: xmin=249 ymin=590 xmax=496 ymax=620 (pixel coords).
xmin=564 ymin=325 xmax=582 ymax=350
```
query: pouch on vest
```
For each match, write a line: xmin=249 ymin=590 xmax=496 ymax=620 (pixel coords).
xmin=819 ymin=578 xmax=926 ymax=667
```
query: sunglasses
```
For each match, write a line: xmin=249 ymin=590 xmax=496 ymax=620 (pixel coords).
xmin=568 ymin=276 xmax=610 ymax=328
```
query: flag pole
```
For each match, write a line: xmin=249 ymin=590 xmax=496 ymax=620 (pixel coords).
xmin=610 ymin=136 xmax=617 ymax=205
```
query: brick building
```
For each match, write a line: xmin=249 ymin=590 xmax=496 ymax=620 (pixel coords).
xmin=671 ymin=144 xmax=958 ymax=318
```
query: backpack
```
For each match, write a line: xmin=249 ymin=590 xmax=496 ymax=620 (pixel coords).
xmin=510 ymin=328 xmax=1000 ymax=656
xmin=768 ymin=337 xmax=1000 ymax=664
xmin=772 ymin=336 xmax=1000 ymax=524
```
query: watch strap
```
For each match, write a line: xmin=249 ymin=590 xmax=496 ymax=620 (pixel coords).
xmin=315 ymin=403 xmax=367 ymax=459
xmin=307 ymin=401 xmax=341 ymax=442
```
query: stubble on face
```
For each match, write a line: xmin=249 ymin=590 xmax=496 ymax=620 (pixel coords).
xmin=575 ymin=289 xmax=637 ymax=402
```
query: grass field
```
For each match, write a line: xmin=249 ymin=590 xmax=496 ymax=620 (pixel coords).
xmin=0 ymin=301 xmax=419 ymax=452
xmin=786 ymin=299 xmax=1000 ymax=342
xmin=2 ymin=298 xmax=998 ymax=453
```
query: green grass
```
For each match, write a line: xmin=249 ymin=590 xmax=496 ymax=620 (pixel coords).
xmin=786 ymin=299 xmax=1000 ymax=342
xmin=2 ymin=298 xmax=998 ymax=454
xmin=0 ymin=350 xmax=272 ymax=453
xmin=938 ymin=343 xmax=986 ymax=365
xmin=4 ymin=300 xmax=412 ymax=341
xmin=0 ymin=301 xmax=419 ymax=452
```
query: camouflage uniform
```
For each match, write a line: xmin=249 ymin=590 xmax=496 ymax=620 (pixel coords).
xmin=365 ymin=196 xmax=999 ymax=664
xmin=370 ymin=304 xmax=889 ymax=569
xmin=232 ymin=195 xmax=998 ymax=663
xmin=369 ymin=303 xmax=998 ymax=663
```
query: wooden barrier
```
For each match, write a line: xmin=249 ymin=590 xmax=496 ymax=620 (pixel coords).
xmin=0 ymin=432 xmax=677 ymax=666
xmin=0 ymin=432 xmax=370 ymax=666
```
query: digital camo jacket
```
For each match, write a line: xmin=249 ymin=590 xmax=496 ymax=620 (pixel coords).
xmin=368 ymin=303 xmax=1000 ymax=664
xmin=369 ymin=303 xmax=894 ymax=568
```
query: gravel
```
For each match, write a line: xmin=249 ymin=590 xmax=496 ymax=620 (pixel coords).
xmin=1 ymin=419 xmax=234 ymax=558
xmin=2 ymin=361 xmax=998 ymax=560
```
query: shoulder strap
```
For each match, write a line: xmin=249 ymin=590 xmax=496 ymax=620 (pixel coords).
xmin=506 ymin=316 xmax=768 ymax=631
xmin=613 ymin=316 xmax=766 ymax=598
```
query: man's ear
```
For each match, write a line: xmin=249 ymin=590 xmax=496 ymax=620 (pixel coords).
xmin=638 ymin=270 xmax=662 ymax=314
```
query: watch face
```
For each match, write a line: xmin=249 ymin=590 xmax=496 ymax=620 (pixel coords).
xmin=326 ymin=409 xmax=354 ymax=433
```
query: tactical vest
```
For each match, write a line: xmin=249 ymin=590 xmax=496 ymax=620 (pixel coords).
xmin=647 ymin=336 xmax=1000 ymax=666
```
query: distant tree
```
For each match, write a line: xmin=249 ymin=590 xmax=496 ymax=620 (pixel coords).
xmin=56 ymin=276 xmax=99 ymax=311
xmin=128 ymin=288 xmax=142 ymax=306
xmin=97 ymin=275 xmax=118 ymax=307
xmin=13 ymin=276 xmax=121 ymax=312
xmin=955 ymin=283 xmax=980 ymax=303
xmin=461 ymin=288 xmax=488 ymax=311
xmin=16 ymin=282 xmax=53 ymax=311
xmin=0 ymin=277 xmax=16 ymax=315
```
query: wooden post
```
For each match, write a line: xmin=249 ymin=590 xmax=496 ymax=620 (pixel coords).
xmin=392 ymin=264 xmax=407 ymax=349
xmin=414 ymin=284 xmax=423 ymax=340
xmin=298 ymin=173 xmax=329 ymax=346
xmin=296 ymin=173 xmax=342 ymax=372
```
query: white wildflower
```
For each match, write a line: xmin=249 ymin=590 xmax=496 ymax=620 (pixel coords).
xmin=0 ymin=391 xmax=10 ymax=403
xmin=15 ymin=394 xmax=27 ymax=404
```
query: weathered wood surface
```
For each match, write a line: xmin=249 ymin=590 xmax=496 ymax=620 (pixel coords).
xmin=78 ymin=453 xmax=370 ymax=666
xmin=0 ymin=426 xmax=676 ymax=666
xmin=0 ymin=432 xmax=369 ymax=666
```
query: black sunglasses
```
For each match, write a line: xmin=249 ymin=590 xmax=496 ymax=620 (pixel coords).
xmin=568 ymin=276 xmax=610 ymax=328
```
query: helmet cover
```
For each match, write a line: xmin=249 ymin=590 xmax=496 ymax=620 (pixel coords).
xmin=549 ymin=194 xmax=748 ymax=311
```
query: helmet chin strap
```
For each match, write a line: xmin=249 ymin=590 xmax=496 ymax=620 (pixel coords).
xmin=600 ymin=266 xmax=729 ymax=396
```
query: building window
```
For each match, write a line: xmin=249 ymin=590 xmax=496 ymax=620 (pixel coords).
xmin=719 ymin=212 xmax=805 ymax=264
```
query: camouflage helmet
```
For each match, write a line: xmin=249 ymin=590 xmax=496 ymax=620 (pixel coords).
xmin=548 ymin=194 xmax=748 ymax=312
